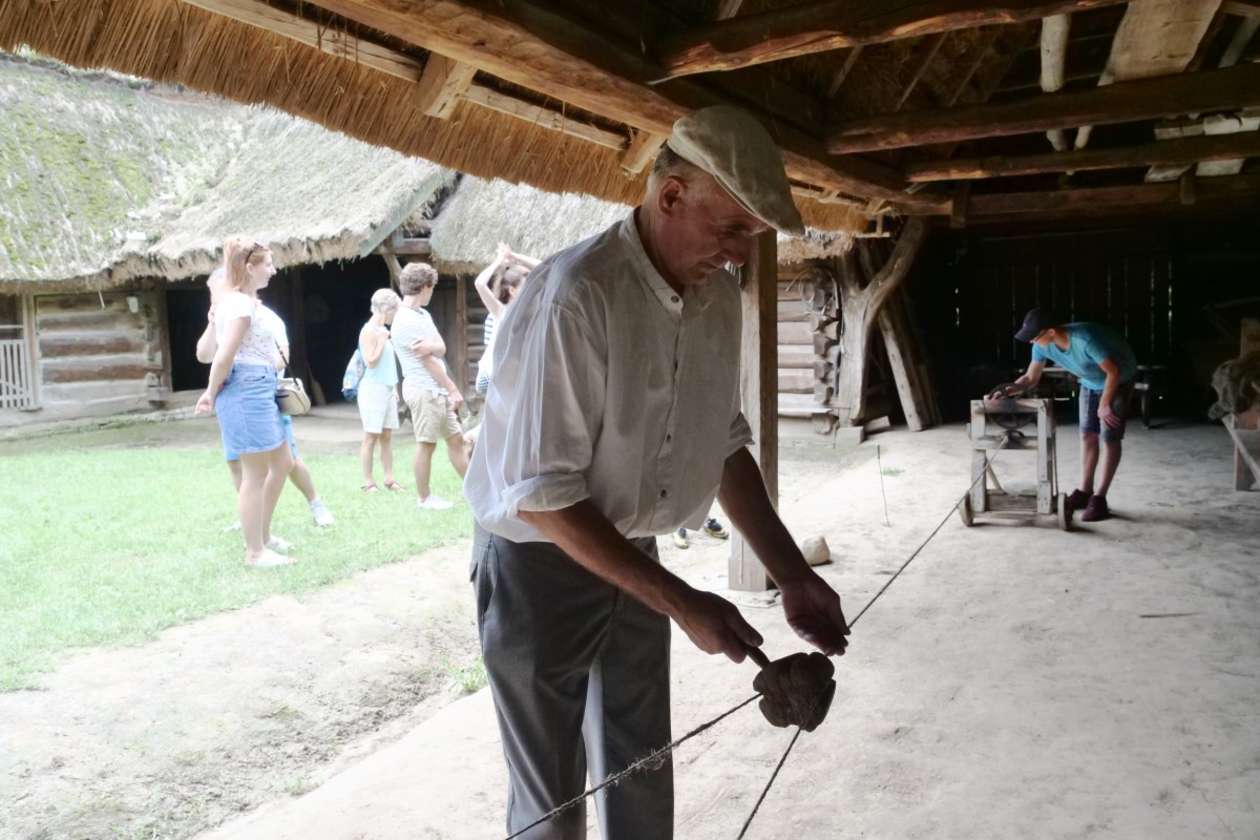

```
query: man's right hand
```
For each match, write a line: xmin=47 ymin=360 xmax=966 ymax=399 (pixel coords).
xmin=671 ymin=586 xmax=763 ymax=663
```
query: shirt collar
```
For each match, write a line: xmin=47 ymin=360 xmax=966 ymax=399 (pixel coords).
xmin=620 ymin=213 xmax=721 ymax=318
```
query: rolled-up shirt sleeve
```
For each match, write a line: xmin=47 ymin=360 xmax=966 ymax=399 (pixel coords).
xmin=725 ymin=409 xmax=753 ymax=459
xmin=498 ymin=303 xmax=607 ymax=518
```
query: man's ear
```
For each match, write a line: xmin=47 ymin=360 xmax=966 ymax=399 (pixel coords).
xmin=657 ymin=175 xmax=687 ymax=217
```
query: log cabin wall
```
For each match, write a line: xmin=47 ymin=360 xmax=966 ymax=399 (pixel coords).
xmin=777 ymin=275 xmax=814 ymax=402
xmin=426 ymin=274 xmax=486 ymax=407
xmin=910 ymin=218 xmax=1260 ymax=420
xmin=32 ymin=290 xmax=169 ymax=419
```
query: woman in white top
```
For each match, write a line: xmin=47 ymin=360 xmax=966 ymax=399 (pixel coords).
xmin=195 ymin=237 xmax=295 ymax=569
xmin=357 ymin=288 xmax=403 ymax=491
xmin=196 ymin=268 xmax=334 ymax=530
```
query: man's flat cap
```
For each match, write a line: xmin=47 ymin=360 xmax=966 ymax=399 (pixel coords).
xmin=667 ymin=106 xmax=805 ymax=237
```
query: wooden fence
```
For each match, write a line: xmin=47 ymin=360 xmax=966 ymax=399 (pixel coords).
xmin=0 ymin=326 xmax=38 ymax=410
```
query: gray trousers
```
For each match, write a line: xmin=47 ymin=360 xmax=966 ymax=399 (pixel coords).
xmin=472 ymin=525 xmax=673 ymax=840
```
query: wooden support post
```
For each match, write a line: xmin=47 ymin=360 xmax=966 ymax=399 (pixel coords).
xmin=730 ymin=231 xmax=778 ymax=592
xmin=878 ymin=295 xmax=927 ymax=431
xmin=1036 ymin=400 xmax=1052 ymax=513
xmin=970 ymin=399 xmax=989 ymax=512
xmin=831 ymin=220 xmax=928 ymax=425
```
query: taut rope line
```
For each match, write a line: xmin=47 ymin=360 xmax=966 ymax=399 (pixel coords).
xmin=734 ymin=434 xmax=1011 ymax=836
xmin=503 ymin=436 xmax=1012 ymax=840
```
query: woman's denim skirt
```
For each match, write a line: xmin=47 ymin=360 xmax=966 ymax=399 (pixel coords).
xmin=215 ymin=363 xmax=285 ymax=456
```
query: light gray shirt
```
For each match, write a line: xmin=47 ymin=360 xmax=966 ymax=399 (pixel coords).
xmin=463 ymin=213 xmax=752 ymax=543
xmin=390 ymin=304 xmax=447 ymax=394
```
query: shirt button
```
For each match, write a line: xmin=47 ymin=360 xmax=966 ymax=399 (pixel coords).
xmin=671 ymin=295 xmax=680 ymax=304
xmin=660 ymin=489 xmax=668 ymax=499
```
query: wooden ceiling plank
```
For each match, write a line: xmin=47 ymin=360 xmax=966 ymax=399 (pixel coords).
xmin=827 ymin=61 xmax=1260 ymax=153
xmin=658 ymin=0 xmax=1129 ymax=77
xmin=907 ymin=129 xmax=1260 ymax=180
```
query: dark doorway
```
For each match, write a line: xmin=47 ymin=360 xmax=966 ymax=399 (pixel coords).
xmin=166 ymin=280 xmax=211 ymax=392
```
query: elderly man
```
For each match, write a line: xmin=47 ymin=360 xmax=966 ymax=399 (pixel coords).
xmin=464 ymin=106 xmax=850 ymax=839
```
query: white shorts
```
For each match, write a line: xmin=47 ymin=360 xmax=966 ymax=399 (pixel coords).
xmin=357 ymin=381 xmax=399 ymax=434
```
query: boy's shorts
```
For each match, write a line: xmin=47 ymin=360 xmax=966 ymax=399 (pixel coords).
xmin=1079 ymin=383 xmax=1134 ymax=442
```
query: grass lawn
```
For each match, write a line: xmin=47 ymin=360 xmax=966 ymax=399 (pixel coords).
xmin=0 ymin=425 xmax=472 ymax=690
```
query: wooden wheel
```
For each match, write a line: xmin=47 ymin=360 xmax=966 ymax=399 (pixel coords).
xmin=1057 ymin=492 xmax=1073 ymax=532
xmin=958 ymin=494 xmax=974 ymax=527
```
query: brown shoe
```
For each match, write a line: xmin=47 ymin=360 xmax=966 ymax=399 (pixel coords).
xmin=1065 ymin=489 xmax=1090 ymax=512
xmin=1081 ymin=495 xmax=1110 ymax=522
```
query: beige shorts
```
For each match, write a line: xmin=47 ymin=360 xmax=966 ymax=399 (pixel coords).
xmin=404 ymin=382 xmax=463 ymax=444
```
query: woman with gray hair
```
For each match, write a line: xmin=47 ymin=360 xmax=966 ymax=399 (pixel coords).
xmin=357 ymin=288 xmax=403 ymax=492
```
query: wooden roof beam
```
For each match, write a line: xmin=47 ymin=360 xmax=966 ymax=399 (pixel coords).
xmin=907 ymin=130 xmax=1260 ymax=181
xmin=967 ymin=171 xmax=1260 ymax=216
xmin=657 ymin=0 xmax=1129 ymax=78
xmin=306 ymin=0 xmax=948 ymax=214
xmin=828 ymin=61 xmax=1260 ymax=153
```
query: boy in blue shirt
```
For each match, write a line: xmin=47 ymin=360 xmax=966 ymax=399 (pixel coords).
xmin=1006 ymin=309 xmax=1138 ymax=522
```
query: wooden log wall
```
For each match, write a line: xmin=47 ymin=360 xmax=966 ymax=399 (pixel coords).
xmin=776 ymin=276 xmax=815 ymax=395
xmin=33 ymin=291 xmax=169 ymax=416
xmin=427 ymin=274 xmax=488 ymax=404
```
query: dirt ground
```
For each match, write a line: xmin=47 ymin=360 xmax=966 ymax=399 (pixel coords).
xmin=4 ymin=412 xmax=1258 ymax=840
xmin=200 ymin=419 xmax=1258 ymax=840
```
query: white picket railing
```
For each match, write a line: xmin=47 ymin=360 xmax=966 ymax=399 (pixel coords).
xmin=0 ymin=326 xmax=37 ymax=410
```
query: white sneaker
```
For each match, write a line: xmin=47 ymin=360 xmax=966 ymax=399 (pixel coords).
xmin=416 ymin=495 xmax=454 ymax=511
xmin=248 ymin=549 xmax=296 ymax=568
xmin=266 ymin=535 xmax=295 ymax=553
xmin=310 ymin=500 xmax=335 ymax=527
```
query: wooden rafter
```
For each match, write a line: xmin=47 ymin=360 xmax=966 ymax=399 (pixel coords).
xmin=462 ymin=85 xmax=627 ymax=149
xmin=415 ymin=54 xmax=477 ymax=118
xmin=620 ymin=130 xmax=668 ymax=175
xmin=896 ymin=33 xmax=949 ymax=111
xmin=908 ymin=130 xmax=1260 ymax=181
xmin=827 ymin=46 xmax=865 ymax=97
xmin=657 ymin=0 xmax=1129 ymax=77
xmin=827 ymin=61 xmax=1260 ymax=153
xmin=305 ymin=0 xmax=949 ymax=213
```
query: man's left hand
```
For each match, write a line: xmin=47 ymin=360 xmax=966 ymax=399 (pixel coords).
xmin=780 ymin=573 xmax=849 ymax=656
xmin=1098 ymin=402 xmax=1122 ymax=429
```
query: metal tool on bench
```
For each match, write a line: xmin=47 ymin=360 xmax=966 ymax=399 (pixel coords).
xmin=959 ymin=383 xmax=1073 ymax=531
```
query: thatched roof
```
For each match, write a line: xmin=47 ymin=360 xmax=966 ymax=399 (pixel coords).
xmin=428 ymin=177 xmax=628 ymax=274
xmin=428 ymin=175 xmax=852 ymax=274
xmin=0 ymin=0 xmax=875 ymax=233
xmin=0 ymin=52 xmax=453 ymax=293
